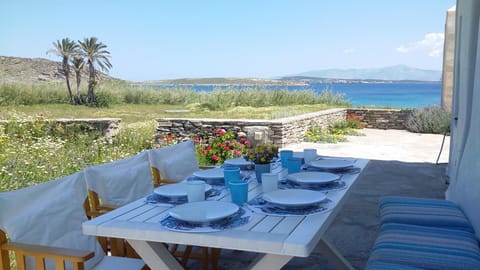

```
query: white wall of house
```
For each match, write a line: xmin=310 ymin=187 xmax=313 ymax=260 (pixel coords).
xmin=442 ymin=6 xmax=456 ymax=112
xmin=446 ymin=0 xmax=480 ymax=239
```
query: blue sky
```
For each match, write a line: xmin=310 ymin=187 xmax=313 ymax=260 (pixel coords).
xmin=0 ymin=0 xmax=455 ymax=81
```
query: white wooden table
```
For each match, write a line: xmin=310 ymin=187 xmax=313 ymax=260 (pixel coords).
xmin=83 ymin=158 xmax=368 ymax=270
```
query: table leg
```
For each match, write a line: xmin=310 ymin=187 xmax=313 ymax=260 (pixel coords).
xmin=247 ymin=253 xmax=293 ymax=270
xmin=318 ymin=239 xmax=354 ymax=270
xmin=127 ymin=240 xmax=183 ymax=270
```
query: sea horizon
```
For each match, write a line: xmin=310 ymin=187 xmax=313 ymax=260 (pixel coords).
xmin=145 ymin=81 xmax=442 ymax=108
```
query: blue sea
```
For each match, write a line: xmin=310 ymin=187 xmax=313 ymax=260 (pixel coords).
xmin=152 ymin=81 xmax=442 ymax=108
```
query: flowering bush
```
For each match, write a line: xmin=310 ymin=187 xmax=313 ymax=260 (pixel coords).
xmin=346 ymin=113 xmax=366 ymax=129
xmin=244 ymin=143 xmax=278 ymax=164
xmin=197 ymin=129 xmax=251 ymax=165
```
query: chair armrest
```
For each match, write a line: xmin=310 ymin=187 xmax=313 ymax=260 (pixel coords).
xmin=97 ymin=204 xmax=117 ymax=211
xmin=2 ymin=241 xmax=95 ymax=263
xmin=159 ymin=179 xmax=179 ymax=185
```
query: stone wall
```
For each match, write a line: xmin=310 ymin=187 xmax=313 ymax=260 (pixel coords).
xmin=442 ymin=6 xmax=456 ymax=112
xmin=54 ymin=118 xmax=122 ymax=139
xmin=156 ymin=109 xmax=346 ymax=147
xmin=346 ymin=108 xmax=412 ymax=129
xmin=156 ymin=108 xmax=412 ymax=147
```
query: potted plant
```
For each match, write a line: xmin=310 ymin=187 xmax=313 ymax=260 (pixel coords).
xmin=244 ymin=143 xmax=279 ymax=182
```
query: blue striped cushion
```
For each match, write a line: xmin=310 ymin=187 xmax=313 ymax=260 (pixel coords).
xmin=365 ymin=261 xmax=424 ymax=270
xmin=368 ymin=223 xmax=480 ymax=270
xmin=379 ymin=196 xmax=474 ymax=233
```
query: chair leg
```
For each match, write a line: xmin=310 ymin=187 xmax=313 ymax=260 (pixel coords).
xmin=201 ymin=247 xmax=209 ymax=270
xmin=210 ymin=248 xmax=221 ymax=270
xmin=180 ymin=245 xmax=193 ymax=267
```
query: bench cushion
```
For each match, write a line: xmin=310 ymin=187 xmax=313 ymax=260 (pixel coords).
xmin=366 ymin=261 xmax=424 ymax=270
xmin=368 ymin=223 xmax=480 ymax=270
xmin=379 ymin=196 xmax=474 ymax=233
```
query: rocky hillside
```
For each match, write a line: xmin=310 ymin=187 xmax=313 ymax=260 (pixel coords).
xmin=0 ymin=56 xmax=120 ymax=83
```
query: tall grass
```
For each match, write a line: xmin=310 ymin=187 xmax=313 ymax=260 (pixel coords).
xmin=0 ymin=81 xmax=350 ymax=108
xmin=0 ymin=82 xmax=69 ymax=105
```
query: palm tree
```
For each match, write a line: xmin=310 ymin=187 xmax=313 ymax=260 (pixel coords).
xmin=71 ymin=56 xmax=85 ymax=104
xmin=78 ymin=37 xmax=112 ymax=105
xmin=47 ymin=38 xmax=79 ymax=104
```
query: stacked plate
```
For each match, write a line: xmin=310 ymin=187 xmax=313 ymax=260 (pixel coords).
xmin=192 ymin=167 xmax=225 ymax=185
xmin=262 ymin=189 xmax=327 ymax=209
xmin=168 ymin=201 xmax=240 ymax=224
xmin=154 ymin=182 xmax=212 ymax=202
xmin=224 ymin=157 xmax=254 ymax=170
xmin=286 ymin=171 xmax=340 ymax=188
xmin=306 ymin=158 xmax=355 ymax=172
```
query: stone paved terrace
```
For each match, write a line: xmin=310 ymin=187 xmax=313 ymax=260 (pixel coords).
xmin=188 ymin=128 xmax=450 ymax=269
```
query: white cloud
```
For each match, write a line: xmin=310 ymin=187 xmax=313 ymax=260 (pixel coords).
xmin=396 ymin=33 xmax=445 ymax=57
xmin=343 ymin=48 xmax=355 ymax=54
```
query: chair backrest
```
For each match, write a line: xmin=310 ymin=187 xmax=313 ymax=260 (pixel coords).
xmin=0 ymin=172 xmax=105 ymax=270
xmin=84 ymin=151 xmax=154 ymax=207
xmin=148 ymin=140 xmax=200 ymax=185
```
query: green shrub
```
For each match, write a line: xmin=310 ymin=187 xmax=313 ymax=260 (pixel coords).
xmin=406 ymin=106 xmax=451 ymax=134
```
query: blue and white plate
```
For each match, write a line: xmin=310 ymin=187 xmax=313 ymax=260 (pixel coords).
xmin=192 ymin=167 xmax=224 ymax=180
xmin=287 ymin=172 xmax=340 ymax=185
xmin=154 ymin=182 xmax=212 ymax=199
xmin=263 ymin=189 xmax=327 ymax=208
xmin=224 ymin=157 xmax=254 ymax=170
xmin=307 ymin=159 xmax=355 ymax=170
xmin=169 ymin=201 xmax=239 ymax=223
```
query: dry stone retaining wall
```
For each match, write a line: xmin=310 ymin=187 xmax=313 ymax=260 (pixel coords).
xmin=346 ymin=108 xmax=412 ymax=130
xmin=156 ymin=108 xmax=411 ymax=147
xmin=156 ymin=109 xmax=346 ymax=147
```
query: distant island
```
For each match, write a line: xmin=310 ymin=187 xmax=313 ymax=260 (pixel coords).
xmin=0 ymin=55 xmax=441 ymax=85
xmin=286 ymin=65 xmax=441 ymax=82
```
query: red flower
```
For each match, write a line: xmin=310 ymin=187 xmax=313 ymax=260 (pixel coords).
xmin=212 ymin=154 xmax=219 ymax=161
xmin=218 ymin=143 xmax=222 ymax=148
xmin=223 ymin=146 xmax=229 ymax=151
xmin=194 ymin=136 xmax=200 ymax=143
xmin=244 ymin=141 xmax=251 ymax=146
xmin=19 ymin=135 xmax=24 ymax=141
xmin=207 ymin=146 xmax=212 ymax=151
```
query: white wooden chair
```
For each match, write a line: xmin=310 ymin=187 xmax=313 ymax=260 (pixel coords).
xmin=83 ymin=152 xmax=154 ymax=258
xmin=83 ymin=151 xmax=154 ymax=215
xmin=148 ymin=140 xmax=220 ymax=270
xmin=148 ymin=139 xmax=201 ymax=186
xmin=0 ymin=172 xmax=145 ymax=270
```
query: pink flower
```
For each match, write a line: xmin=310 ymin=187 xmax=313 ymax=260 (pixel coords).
xmin=212 ymin=154 xmax=219 ymax=161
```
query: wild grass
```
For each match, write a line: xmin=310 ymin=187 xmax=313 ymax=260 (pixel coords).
xmin=0 ymin=81 xmax=350 ymax=192
xmin=0 ymin=113 xmax=158 ymax=192
xmin=0 ymin=81 xmax=350 ymax=108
